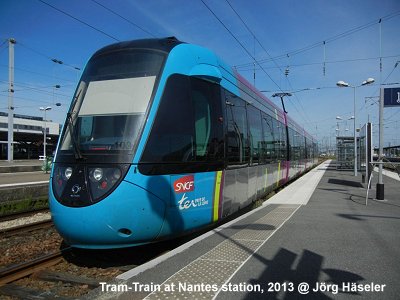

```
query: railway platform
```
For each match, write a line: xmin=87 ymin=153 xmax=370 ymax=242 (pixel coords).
xmin=0 ymin=160 xmax=43 ymax=173
xmin=89 ymin=160 xmax=400 ymax=299
xmin=0 ymin=160 xmax=49 ymax=203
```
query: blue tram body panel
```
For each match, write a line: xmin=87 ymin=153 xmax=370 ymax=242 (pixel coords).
xmin=49 ymin=180 xmax=166 ymax=248
xmin=158 ymin=171 xmax=218 ymax=236
xmin=49 ymin=38 xmax=318 ymax=249
xmin=50 ymin=170 xmax=220 ymax=248
xmin=123 ymin=170 xmax=219 ymax=235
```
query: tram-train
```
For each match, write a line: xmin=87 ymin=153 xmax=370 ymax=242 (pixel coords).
xmin=49 ymin=37 xmax=318 ymax=249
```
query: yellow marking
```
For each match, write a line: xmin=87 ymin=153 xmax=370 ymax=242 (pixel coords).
xmin=264 ymin=167 xmax=268 ymax=190
xmin=276 ymin=161 xmax=281 ymax=187
xmin=213 ymin=171 xmax=223 ymax=222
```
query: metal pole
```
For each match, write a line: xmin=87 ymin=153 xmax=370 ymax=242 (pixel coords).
xmin=44 ymin=110 xmax=47 ymax=159
xmin=376 ymin=88 xmax=384 ymax=200
xmin=7 ymin=38 xmax=16 ymax=162
xmin=354 ymin=87 xmax=357 ymax=176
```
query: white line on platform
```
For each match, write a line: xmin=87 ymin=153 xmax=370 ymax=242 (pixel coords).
xmin=0 ymin=181 xmax=49 ymax=188
xmin=373 ymin=167 xmax=400 ymax=182
xmin=267 ymin=160 xmax=331 ymax=205
xmin=0 ymin=171 xmax=47 ymax=176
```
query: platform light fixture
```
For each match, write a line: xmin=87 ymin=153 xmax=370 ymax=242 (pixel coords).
xmin=336 ymin=78 xmax=375 ymax=176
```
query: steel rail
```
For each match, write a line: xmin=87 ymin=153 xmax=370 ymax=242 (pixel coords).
xmin=0 ymin=219 xmax=53 ymax=238
xmin=0 ymin=250 xmax=67 ymax=286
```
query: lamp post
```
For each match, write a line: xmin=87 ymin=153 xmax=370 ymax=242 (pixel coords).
xmin=336 ymin=78 xmax=375 ymax=176
xmin=7 ymin=38 xmax=16 ymax=162
xmin=336 ymin=116 xmax=342 ymax=137
xmin=40 ymin=106 xmax=52 ymax=160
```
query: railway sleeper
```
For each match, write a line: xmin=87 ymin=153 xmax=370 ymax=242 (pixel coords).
xmin=33 ymin=270 xmax=100 ymax=288
xmin=0 ymin=283 xmax=73 ymax=300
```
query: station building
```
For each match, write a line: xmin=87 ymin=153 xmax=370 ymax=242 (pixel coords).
xmin=0 ymin=112 xmax=60 ymax=160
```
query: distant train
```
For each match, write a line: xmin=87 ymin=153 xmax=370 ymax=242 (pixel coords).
xmin=49 ymin=37 xmax=318 ymax=249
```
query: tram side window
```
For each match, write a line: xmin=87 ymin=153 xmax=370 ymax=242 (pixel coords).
xmin=261 ymin=113 xmax=275 ymax=163
xmin=288 ymin=127 xmax=294 ymax=160
xmin=141 ymin=74 xmax=192 ymax=165
xmin=306 ymin=138 xmax=312 ymax=160
xmin=140 ymin=74 xmax=224 ymax=175
xmin=314 ymin=143 xmax=318 ymax=159
xmin=303 ymin=137 xmax=310 ymax=159
xmin=290 ymin=129 xmax=301 ymax=160
xmin=247 ymin=105 xmax=263 ymax=165
xmin=277 ymin=120 xmax=287 ymax=161
xmin=191 ymin=77 xmax=224 ymax=162
xmin=300 ymin=135 xmax=306 ymax=160
xmin=272 ymin=118 xmax=281 ymax=160
xmin=225 ymin=90 xmax=249 ymax=166
xmin=299 ymin=132 xmax=305 ymax=160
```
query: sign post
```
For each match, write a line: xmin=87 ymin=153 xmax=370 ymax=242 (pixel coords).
xmin=383 ymin=88 xmax=400 ymax=107
xmin=360 ymin=123 xmax=372 ymax=185
xmin=377 ymin=87 xmax=400 ymax=200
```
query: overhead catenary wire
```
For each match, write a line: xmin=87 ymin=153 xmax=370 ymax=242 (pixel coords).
xmin=199 ymin=0 xmax=281 ymax=91
xmin=0 ymin=80 xmax=73 ymax=98
xmin=38 ymin=0 xmax=120 ymax=42
xmin=18 ymin=42 xmax=81 ymax=71
xmin=17 ymin=1 xmax=398 ymax=142
xmin=237 ymin=54 xmax=400 ymax=72
xmin=223 ymin=0 xmax=313 ymax=127
xmin=0 ymin=64 xmax=76 ymax=83
xmin=0 ymin=94 xmax=69 ymax=107
xmin=0 ymin=39 xmax=8 ymax=49
xmin=227 ymin=4 xmax=399 ymax=136
xmin=202 ymin=0 xmax=318 ymax=132
xmin=89 ymin=0 xmax=156 ymax=38
xmin=235 ymin=11 xmax=400 ymax=69
xmin=357 ymin=60 xmax=400 ymax=117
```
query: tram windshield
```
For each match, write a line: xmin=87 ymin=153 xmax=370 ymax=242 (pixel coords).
xmin=57 ymin=50 xmax=165 ymax=163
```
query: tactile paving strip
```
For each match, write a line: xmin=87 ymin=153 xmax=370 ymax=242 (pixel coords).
xmin=145 ymin=260 xmax=242 ymax=300
xmin=144 ymin=204 xmax=299 ymax=300
xmin=200 ymin=239 xmax=263 ymax=262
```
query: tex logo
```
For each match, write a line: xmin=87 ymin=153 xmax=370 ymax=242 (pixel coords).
xmin=173 ymin=175 xmax=194 ymax=193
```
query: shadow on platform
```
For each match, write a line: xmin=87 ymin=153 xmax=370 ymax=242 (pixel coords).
xmin=328 ymin=178 xmax=364 ymax=188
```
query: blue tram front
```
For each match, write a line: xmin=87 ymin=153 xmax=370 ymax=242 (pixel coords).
xmin=49 ymin=38 xmax=317 ymax=249
xmin=50 ymin=38 xmax=227 ymax=248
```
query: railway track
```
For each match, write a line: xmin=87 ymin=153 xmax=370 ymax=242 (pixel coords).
xmin=0 ymin=250 xmax=65 ymax=286
xmin=0 ymin=218 xmax=193 ymax=299
xmin=0 ymin=246 xmax=111 ymax=299
xmin=0 ymin=241 xmax=123 ymax=299
xmin=0 ymin=219 xmax=53 ymax=238
xmin=0 ymin=208 xmax=49 ymax=223
xmin=0 ymin=174 xmax=310 ymax=299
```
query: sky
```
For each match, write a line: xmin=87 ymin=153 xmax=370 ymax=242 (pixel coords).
xmin=0 ymin=0 xmax=399 ymax=150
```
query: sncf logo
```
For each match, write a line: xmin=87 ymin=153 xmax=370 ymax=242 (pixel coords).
xmin=174 ymin=175 xmax=194 ymax=193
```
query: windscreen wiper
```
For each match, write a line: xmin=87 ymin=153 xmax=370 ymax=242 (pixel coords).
xmin=66 ymin=90 xmax=85 ymax=160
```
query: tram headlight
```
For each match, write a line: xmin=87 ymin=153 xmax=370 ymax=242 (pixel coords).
xmin=88 ymin=166 xmax=124 ymax=200
xmin=53 ymin=165 xmax=73 ymax=199
xmin=112 ymin=168 xmax=122 ymax=181
xmin=52 ymin=164 xmax=128 ymax=206
xmin=64 ymin=167 xmax=73 ymax=180
xmin=90 ymin=168 xmax=103 ymax=181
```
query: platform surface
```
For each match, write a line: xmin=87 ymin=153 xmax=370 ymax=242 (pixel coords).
xmin=89 ymin=160 xmax=400 ymax=300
